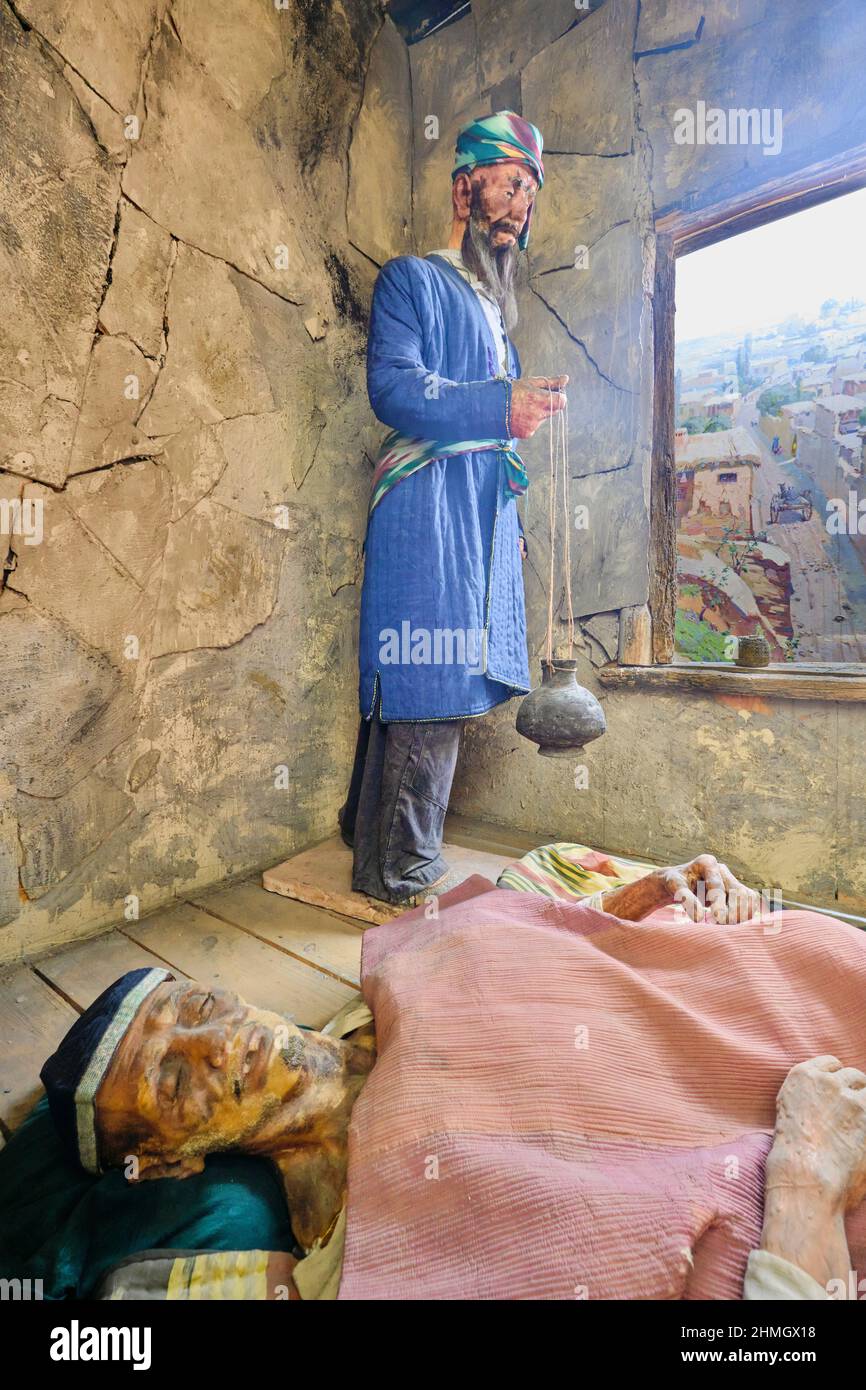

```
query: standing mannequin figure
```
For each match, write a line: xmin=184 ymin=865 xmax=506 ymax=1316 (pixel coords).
xmin=339 ymin=111 xmax=568 ymax=905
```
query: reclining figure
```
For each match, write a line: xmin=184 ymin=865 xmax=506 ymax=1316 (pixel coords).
xmin=38 ymin=852 xmax=866 ymax=1300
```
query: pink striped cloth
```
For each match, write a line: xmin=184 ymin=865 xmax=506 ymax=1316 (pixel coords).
xmin=339 ymin=877 xmax=866 ymax=1300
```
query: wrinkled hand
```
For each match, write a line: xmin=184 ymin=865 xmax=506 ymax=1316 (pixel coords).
xmin=510 ymin=375 xmax=568 ymax=439
xmin=769 ymin=1056 xmax=866 ymax=1211
xmin=657 ymin=853 xmax=762 ymax=923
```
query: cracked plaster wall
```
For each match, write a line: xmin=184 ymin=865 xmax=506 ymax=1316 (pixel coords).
xmin=3 ymin=0 xmax=864 ymax=958
xmin=0 ymin=0 xmax=410 ymax=959
xmin=441 ymin=0 xmax=866 ymax=912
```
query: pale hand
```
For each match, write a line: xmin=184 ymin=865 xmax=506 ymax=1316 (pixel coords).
xmin=510 ymin=374 xmax=569 ymax=439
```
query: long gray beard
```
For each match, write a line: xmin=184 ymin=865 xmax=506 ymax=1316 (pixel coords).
xmin=462 ymin=216 xmax=519 ymax=333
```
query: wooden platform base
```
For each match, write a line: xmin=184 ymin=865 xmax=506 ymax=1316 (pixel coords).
xmin=262 ymin=835 xmax=517 ymax=925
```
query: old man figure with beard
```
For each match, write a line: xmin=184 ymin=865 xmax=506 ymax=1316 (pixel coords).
xmin=339 ymin=111 xmax=569 ymax=907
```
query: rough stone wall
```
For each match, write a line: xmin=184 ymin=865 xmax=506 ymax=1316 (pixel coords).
xmin=3 ymin=0 xmax=863 ymax=957
xmin=440 ymin=0 xmax=866 ymax=912
xmin=0 ymin=0 xmax=412 ymax=960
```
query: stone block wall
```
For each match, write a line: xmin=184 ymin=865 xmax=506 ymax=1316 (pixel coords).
xmin=0 ymin=0 xmax=412 ymax=958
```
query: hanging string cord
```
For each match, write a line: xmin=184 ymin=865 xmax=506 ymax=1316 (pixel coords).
xmin=561 ymin=393 xmax=575 ymax=650
xmin=546 ymin=378 xmax=558 ymax=667
xmin=544 ymin=380 xmax=575 ymax=663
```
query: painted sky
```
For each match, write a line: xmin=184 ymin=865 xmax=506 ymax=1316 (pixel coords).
xmin=676 ymin=185 xmax=866 ymax=343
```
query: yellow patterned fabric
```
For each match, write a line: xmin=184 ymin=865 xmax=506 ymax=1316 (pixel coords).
xmin=496 ymin=842 xmax=654 ymax=901
xmin=166 ymin=1249 xmax=271 ymax=1300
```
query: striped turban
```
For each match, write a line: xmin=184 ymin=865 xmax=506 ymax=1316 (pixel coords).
xmin=452 ymin=109 xmax=545 ymax=248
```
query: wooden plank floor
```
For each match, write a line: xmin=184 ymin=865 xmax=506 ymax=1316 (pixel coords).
xmin=0 ymin=816 xmax=528 ymax=1140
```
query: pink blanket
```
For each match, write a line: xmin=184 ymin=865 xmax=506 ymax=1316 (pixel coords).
xmin=339 ymin=878 xmax=866 ymax=1300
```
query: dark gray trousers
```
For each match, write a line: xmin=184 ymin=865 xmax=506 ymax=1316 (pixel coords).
xmin=338 ymin=714 xmax=463 ymax=904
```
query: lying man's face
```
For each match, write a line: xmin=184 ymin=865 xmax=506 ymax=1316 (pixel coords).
xmin=95 ymin=980 xmax=371 ymax=1186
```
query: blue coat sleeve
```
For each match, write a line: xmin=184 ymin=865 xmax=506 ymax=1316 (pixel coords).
xmin=366 ymin=258 xmax=512 ymax=441
xmin=509 ymin=337 xmax=522 ymax=381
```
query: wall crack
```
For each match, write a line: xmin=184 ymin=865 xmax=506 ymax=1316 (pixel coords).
xmin=528 ymin=282 xmax=636 ymax=395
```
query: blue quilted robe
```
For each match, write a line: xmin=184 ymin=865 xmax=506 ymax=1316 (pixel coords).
xmin=359 ymin=254 xmax=531 ymax=722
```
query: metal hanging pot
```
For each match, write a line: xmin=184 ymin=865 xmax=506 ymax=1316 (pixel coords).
xmin=516 ymin=658 xmax=606 ymax=758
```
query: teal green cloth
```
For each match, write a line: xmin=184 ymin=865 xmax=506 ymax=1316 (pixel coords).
xmin=0 ymin=1098 xmax=295 ymax=1299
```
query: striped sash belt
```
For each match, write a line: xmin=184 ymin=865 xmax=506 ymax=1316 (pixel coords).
xmin=368 ymin=429 xmax=528 ymax=516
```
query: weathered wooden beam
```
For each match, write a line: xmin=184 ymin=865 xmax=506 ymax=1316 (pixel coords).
xmin=618 ymin=603 xmax=654 ymax=666
xmin=658 ymin=144 xmax=866 ymax=253
xmin=598 ymin=661 xmax=866 ymax=701
xmin=648 ymin=235 xmax=677 ymax=663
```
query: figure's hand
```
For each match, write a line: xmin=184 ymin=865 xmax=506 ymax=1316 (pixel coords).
xmin=767 ymin=1056 xmax=866 ymax=1213
xmin=510 ymin=375 xmax=568 ymax=439
xmin=757 ymin=1056 xmax=866 ymax=1289
xmin=656 ymin=853 xmax=762 ymax=924
xmin=518 ymin=535 xmax=527 ymax=560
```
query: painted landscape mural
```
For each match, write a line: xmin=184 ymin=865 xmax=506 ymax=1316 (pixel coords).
xmin=674 ymin=187 xmax=866 ymax=663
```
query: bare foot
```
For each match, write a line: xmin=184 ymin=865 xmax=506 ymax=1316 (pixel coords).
xmin=759 ymin=1056 xmax=866 ymax=1289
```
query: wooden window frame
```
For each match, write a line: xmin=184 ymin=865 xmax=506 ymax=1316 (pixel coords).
xmin=604 ymin=143 xmax=866 ymax=701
